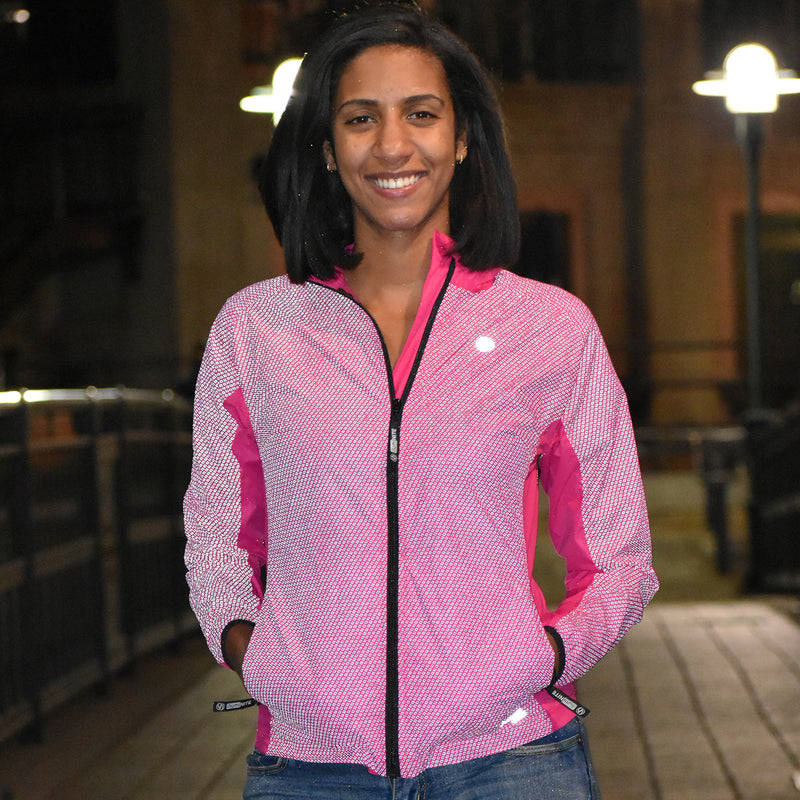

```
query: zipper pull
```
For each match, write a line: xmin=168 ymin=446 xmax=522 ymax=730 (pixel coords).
xmin=213 ymin=698 xmax=257 ymax=712
xmin=389 ymin=426 xmax=399 ymax=462
xmin=545 ymin=685 xmax=590 ymax=717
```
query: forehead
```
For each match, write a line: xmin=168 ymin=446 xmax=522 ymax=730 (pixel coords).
xmin=335 ymin=44 xmax=451 ymax=101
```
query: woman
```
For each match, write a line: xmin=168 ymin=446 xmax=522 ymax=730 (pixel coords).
xmin=184 ymin=3 xmax=658 ymax=798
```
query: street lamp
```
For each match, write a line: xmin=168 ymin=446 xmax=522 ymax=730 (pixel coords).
xmin=693 ymin=44 xmax=800 ymax=411
xmin=240 ymin=58 xmax=304 ymax=123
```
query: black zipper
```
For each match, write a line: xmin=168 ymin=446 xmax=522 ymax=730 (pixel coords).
xmin=319 ymin=258 xmax=455 ymax=777
xmin=385 ymin=396 xmax=402 ymax=777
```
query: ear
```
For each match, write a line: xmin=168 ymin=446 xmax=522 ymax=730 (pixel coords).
xmin=455 ymin=130 xmax=468 ymax=164
xmin=323 ymin=140 xmax=337 ymax=172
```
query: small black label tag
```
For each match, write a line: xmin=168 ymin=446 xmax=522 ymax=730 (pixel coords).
xmin=213 ymin=698 xmax=257 ymax=712
xmin=545 ymin=685 xmax=590 ymax=717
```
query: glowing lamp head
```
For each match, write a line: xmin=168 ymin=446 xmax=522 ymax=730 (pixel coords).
xmin=723 ymin=44 xmax=779 ymax=113
xmin=692 ymin=43 xmax=800 ymax=114
xmin=240 ymin=58 xmax=304 ymax=122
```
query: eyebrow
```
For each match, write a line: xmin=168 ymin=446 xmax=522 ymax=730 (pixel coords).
xmin=335 ymin=94 xmax=447 ymax=114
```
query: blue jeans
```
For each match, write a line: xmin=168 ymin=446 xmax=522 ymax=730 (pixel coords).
xmin=242 ymin=718 xmax=602 ymax=799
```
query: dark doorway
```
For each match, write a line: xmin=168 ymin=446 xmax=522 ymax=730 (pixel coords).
xmin=512 ymin=211 xmax=571 ymax=290
xmin=734 ymin=213 xmax=800 ymax=410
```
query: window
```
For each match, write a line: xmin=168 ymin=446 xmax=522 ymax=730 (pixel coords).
xmin=529 ymin=0 xmax=639 ymax=84
xmin=702 ymin=0 xmax=800 ymax=73
xmin=438 ymin=0 xmax=638 ymax=83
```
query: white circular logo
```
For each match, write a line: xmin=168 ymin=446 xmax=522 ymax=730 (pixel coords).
xmin=474 ymin=336 xmax=496 ymax=353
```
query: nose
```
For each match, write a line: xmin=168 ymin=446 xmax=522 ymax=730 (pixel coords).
xmin=373 ymin=112 xmax=412 ymax=164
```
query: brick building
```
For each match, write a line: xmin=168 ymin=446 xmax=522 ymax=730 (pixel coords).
xmin=2 ymin=0 xmax=799 ymax=424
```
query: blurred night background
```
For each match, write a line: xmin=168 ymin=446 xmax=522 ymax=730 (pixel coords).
xmin=1 ymin=0 xmax=800 ymax=763
xmin=1 ymin=0 xmax=799 ymax=422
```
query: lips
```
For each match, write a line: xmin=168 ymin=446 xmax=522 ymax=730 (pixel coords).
xmin=370 ymin=172 xmax=424 ymax=190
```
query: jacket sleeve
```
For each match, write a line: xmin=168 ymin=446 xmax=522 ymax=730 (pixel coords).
xmin=183 ymin=299 xmax=267 ymax=665
xmin=538 ymin=313 xmax=658 ymax=685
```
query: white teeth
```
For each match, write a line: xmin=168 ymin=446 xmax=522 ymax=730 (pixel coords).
xmin=373 ymin=174 xmax=422 ymax=189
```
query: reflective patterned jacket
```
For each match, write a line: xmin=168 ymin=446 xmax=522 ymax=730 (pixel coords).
xmin=184 ymin=231 xmax=658 ymax=778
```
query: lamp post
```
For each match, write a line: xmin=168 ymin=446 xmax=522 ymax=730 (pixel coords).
xmin=693 ymin=46 xmax=800 ymax=589
xmin=692 ymin=44 xmax=800 ymax=411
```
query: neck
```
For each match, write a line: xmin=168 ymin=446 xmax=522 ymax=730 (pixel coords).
xmin=347 ymin=228 xmax=438 ymax=300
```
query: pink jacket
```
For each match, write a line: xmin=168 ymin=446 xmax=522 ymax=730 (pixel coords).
xmin=184 ymin=231 xmax=658 ymax=778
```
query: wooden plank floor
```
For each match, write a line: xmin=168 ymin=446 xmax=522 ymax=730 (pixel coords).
xmin=2 ymin=471 xmax=799 ymax=799
xmin=581 ymin=600 xmax=800 ymax=800
xmin=2 ymin=600 xmax=798 ymax=800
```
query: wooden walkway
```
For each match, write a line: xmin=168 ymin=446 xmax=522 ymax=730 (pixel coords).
xmin=582 ymin=600 xmax=800 ymax=800
xmin=2 ymin=471 xmax=799 ymax=799
xmin=1 ymin=600 xmax=799 ymax=800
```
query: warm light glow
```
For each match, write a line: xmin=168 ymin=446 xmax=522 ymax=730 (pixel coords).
xmin=692 ymin=43 xmax=800 ymax=113
xmin=240 ymin=58 xmax=303 ymax=122
xmin=725 ymin=45 xmax=779 ymax=112
xmin=20 ymin=389 xmax=52 ymax=403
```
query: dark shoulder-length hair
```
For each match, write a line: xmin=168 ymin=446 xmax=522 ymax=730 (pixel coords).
xmin=259 ymin=1 xmax=520 ymax=282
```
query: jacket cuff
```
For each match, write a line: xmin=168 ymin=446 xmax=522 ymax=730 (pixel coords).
xmin=220 ymin=619 xmax=255 ymax=669
xmin=544 ymin=625 xmax=566 ymax=684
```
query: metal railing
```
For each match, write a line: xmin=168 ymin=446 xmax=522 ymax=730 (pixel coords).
xmin=0 ymin=387 xmax=193 ymax=744
xmin=635 ymin=424 xmax=747 ymax=574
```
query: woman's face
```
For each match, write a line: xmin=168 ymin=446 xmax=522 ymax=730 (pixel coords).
xmin=326 ymin=44 xmax=467 ymax=244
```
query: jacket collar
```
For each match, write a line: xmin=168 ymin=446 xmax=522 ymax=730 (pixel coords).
xmin=432 ymin=231 xmax=500 ymax=293
xmin=311 ymin=231 xmax=500 ymax=295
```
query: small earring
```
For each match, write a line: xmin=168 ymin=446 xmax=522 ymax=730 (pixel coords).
xmin=326 ymin=162 xmax=337 ymax=173
xmin=456 ymin=147 xmax=467 ymax=165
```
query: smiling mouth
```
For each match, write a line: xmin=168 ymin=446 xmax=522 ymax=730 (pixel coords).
xmin=371 ymin=173 xmax=424 ymax=190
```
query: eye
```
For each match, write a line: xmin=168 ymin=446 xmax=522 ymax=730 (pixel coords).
xmin=344 ymin=113 xmax=374 ymax=125
xmin=408 ymin=109 xmax=437 ymax=121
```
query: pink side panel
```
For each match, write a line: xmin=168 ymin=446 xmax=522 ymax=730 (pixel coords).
xmin=537 ymin=419 xmax=597 ymax=621
xmin=223 ymin=388 xmax=268 ymax=601
xmin=222 ymin=387 xmax=272 ymax=749
xmin=524 ymin=427 xmax=586 ymax=730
